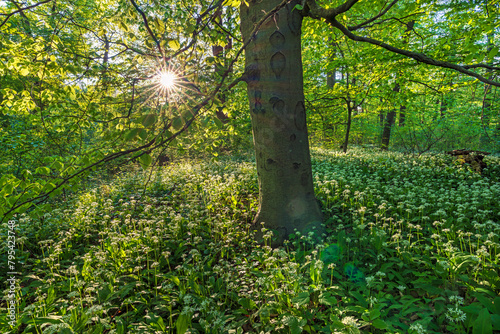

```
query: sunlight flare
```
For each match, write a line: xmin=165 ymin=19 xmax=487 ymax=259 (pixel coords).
xmin=159 ymin=71 xmax=177 ymax=89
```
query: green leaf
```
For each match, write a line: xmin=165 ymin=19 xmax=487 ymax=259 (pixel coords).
xmin=321 ymin=243 xmax=341 ymax=264
xmin=473 ymin=308 xmax=492 ymax=334
xmin=139 ymin=153 xmax=152 ymax=169
xmin=238 ymin=297 xmax=257 ymax=310
xmin=319 ymin=292 xmax=337 ymax=306
xmin=138 ymin=129 xmax=148 ymax=140
xmin=223 ymin=0 xmax=240 ymax=7
xmin=369 ymin=309 xmax=381 ymax=320
xmin=1 ymin=182 xmax=15 ymax=196
xmin=475 ymin=294 xmax=495 ymax=314
xmin=119 ymin=21 xmax=129 ymax=32
xmin=492 ymin=314 xmax=500 ymax=331
xmin=214 ymin=117 xmax=224 ymax=129
xmin=488 ymin=47 xmax=498 ymax=60
xmin=142 ymin=114 xmax=157 ymax=127
xmin=116 ymin=319 xmax=126 ymax=334
xmin=52 ymin=161 xmax=64 ymax=171
xmin=172 ymin=116 xmax=184 ymax=130
xmin=168 ymin=40 xmax=181 ymax=51
xmin=494 ymin=297 xmax=500 ymax=315
xmin=176 ymin=313 xmax=191 ymax=334
xmin=20 ymin=68 xmax=29 ymax=76
xmin=464 ymin=54 xmax=474 ymax=63
xmin=371 ymin=319 xmax=387 ymax=329
xmin=35 ymin=167 xmax=51 ymax=175
xmin=350 ymin=290 xmax=368 ymax=308
xmin=171 ymin=276 xmax=181 ymax=287
xmin=291 ymin=292 xmax=310 ymax=306
xmin=125 ymin=128 xmax=141 ymax=141
xmin=283 ymin=316 xmax=305 ymax=334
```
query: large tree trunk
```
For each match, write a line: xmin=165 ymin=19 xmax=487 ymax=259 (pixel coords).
xmin=240 ymin=0 xmax=323 ymax=246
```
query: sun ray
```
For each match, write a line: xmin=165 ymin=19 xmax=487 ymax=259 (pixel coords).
xmin=159 ymin=71 xmax=176 ymax=89
xmin=131 ymin=61 xmax=206 ymax=125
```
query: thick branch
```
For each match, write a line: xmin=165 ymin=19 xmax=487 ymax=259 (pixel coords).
xmin=463 ymin=63 xmax=500 ymax=71
xmin=305 ymin=0 xmax=360 ymax=20
xmin=329 ymin=18 xmax=500 ymax=87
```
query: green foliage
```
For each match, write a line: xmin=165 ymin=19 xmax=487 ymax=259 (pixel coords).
xmin=2 ymin=148 xmax=499 ymax=333
xmin=0 ymin=0 xmax=247 ymax=220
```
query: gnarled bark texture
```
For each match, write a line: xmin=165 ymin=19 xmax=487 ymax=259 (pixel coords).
xmin=240 ymin=0 xmax=323 ymax=246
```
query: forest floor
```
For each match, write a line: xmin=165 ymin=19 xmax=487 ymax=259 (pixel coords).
xmin=1 ymin=147 xmax=500 ymax=334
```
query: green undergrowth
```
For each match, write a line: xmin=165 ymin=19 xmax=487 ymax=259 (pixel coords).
xmin=1 ymin=148 xmax=499 ymax=334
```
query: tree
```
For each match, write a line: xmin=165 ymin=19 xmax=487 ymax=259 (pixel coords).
xmin=240 ymin=0 xmax=324 ymax=245
xmin=239 ymin=0 xmax=499 ymax=243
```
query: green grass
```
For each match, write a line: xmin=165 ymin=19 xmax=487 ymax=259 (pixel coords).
xmin=1 ymin=148 xmax=499 ymax=334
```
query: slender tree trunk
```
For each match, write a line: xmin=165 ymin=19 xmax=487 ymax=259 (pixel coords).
xmin=399 ymin=105 xmax=406 ymax=126
xmin=381 ymin=83 xmax=399 ymax=150
xmin=440 ymin=96 xmax=447 ymax=118
xmin=240 ymin=0 xmax=323 ymax=246
xmin=327 ymin=71 xmax=335 ymax=87
xmin=343 ymin=102 xmax=352 ymax=153
xmin=381 ymin=110 xmax=396 ymax=150
xmin=379 ymin=98 xmax=385 ymax=126
xmin=396 ymin=22 xmax=413 ymax=127
xmin=480 ymin=32 xmax=494 ymax=147
xmin=213 ymin=9 xmax=231 ymax=123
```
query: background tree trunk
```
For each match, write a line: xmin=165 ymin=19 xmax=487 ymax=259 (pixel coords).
xmin=399 ymin=105 xmax=406 ymax=126
xmin=380 ymin=110 xmax=396 ymax=150
xmin=381 ymin=83 xmax=399 ymax=150
xmin=213 ymin=8 xmax=231 ymax=123
xmin=342 ymin=101 xmax=352 ymax=152
xmin=240 ymin=0 xmax=323 ymax=246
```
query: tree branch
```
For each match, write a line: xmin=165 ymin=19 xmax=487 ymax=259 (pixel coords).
xmin=0 ymin=0 xmax=52 ymax=29
xmin=328 ymin=17 xmax=500 ymax=87
xmin=129 ymin=0 xmax=165 ymax=59
xmin=305 ymin=0 xmax=360 ymax=20
xmin=348 ymin=0 xmax=399 ymax=31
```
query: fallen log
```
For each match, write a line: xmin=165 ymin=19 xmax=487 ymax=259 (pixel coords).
xmin=445 ymin=149 xmax=490 ymax=173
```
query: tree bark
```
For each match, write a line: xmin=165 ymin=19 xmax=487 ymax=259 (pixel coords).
xmin=381 ymin=83 xmax=399 ymax=150
xmin=240 ymin=0 xmax=323 ymax=246
xmin=342 ymin=101 xmax=352 ymax=153
xmin=380 ymin=110 xmax=396 ymax=150
xmin=480 ymin=32 xmax=494 ymax=147
xmin=440 ymin=96 xmax=447 ymax=118
xmin=399 ymin=105 xmax=406 ymax=126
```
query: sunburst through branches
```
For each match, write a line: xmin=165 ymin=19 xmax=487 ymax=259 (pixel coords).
xmin=133 ymin=61 xmax=203 ymax=129
xmin=155 ymin=68 xmax=180 ymax=99
xmin=159 ymin=71 xmax=177 ymax=90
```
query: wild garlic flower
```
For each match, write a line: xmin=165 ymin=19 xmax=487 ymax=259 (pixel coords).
xmin=446 ymin=307 xmax=466 ymax=323
xmin=449 ymin=295 xmax=464 ymax=306
xmin=409 ymin=322 xmax=427 ymax=334
xmin=341 ymin=316 xmax=359 ymax=328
